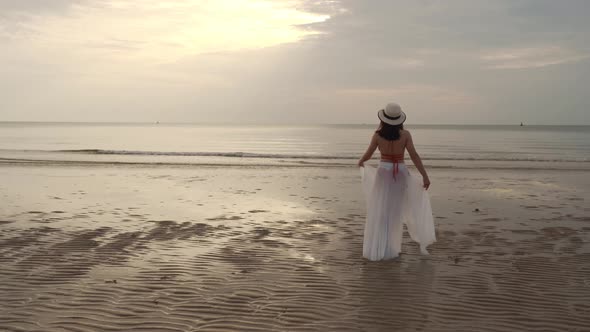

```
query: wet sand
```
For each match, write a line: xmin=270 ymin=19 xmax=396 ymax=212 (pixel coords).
xmin=0 ymin=164 xmax=589 ymax=331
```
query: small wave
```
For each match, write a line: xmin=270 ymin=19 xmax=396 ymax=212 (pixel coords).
xmin=2 ymin=157 xmax=590 ymax=171
xmin=58 ymin=149 xmax=354 ymax=160
xmin=56 ymin=149 xmax=590 ymax=163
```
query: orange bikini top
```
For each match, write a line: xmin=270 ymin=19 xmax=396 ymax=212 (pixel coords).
xmin=380 ymin=153 xmax=405 ymax=163
xmin=380 ymin=153 xmax=405 ymax=180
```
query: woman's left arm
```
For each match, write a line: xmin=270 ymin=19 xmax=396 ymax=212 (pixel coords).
xmin=357 ymin=134 xmax=378 ymax=167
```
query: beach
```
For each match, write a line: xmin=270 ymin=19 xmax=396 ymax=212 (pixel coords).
xmin=3 ymin=0 xmax=590 ymax=330
xmin=1 ymin=162 xmax=589 ymax=331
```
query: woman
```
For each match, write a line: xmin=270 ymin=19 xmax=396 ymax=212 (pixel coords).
xmin=357 ymin=103 xmax=436 ymax=261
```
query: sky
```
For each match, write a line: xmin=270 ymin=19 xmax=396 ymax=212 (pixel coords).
xmin=1 ymin=0 xmax=589 ymax=125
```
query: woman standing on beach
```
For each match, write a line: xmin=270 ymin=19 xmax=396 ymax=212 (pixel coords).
xmin=357 ymin=103 xmax=436 ymax=261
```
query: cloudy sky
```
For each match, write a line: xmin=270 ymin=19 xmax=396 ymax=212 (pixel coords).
xmin=1 ymin=0 xmax=589 ymax=124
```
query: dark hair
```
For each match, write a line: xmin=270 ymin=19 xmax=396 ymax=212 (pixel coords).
xmin=376 ymin=121 xmax=404 ymax=141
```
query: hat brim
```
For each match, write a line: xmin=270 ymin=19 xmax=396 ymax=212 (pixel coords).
xmin=378 ymin=109 xmax=406 ymax=125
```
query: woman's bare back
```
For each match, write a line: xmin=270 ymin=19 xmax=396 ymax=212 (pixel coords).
xmin=375 ymin=130 xmax=409 ymax=156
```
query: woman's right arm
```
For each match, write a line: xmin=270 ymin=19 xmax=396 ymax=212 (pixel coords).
xmin=405 ymin=131 xmax=431 ymax=190
xmin=357 ymin=133 xmax=378 ymax=167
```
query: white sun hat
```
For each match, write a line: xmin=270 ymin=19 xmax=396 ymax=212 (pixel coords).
xmin=377 ymin=102 xmax=406 ymax=125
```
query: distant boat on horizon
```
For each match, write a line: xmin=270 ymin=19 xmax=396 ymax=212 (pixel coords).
xmin=520 ymin=122 xmax=524 ymax=126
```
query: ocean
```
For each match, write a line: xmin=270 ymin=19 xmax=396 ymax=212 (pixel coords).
xmin=1 ymin=122 xmax=589 ymax=170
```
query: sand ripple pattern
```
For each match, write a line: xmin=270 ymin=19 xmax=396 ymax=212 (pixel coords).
xmin=1 ymin=167 xmax=589 ymax=331
xmin=1 ymin=214 xmax=589 ymax=332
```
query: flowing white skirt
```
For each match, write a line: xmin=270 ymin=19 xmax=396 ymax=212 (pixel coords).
xmin=360 ymin=162 xmax=436 ymax=261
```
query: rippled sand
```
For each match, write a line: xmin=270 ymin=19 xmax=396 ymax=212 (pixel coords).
xmin=1 ymin=165 xmax=589 ymax=331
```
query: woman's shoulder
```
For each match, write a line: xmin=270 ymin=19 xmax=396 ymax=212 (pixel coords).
xmin=400 ymin=129 xmax=412 ymax=137
xmin=371 ymin=131 xmax=381 ymax=142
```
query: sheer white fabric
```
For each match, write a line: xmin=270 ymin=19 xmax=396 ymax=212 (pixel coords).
xmin=360 ymin=162 xmax=436 ymax=261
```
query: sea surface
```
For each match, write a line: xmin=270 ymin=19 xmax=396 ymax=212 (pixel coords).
xmin=1 ymin=122 xmax=589 ymax=170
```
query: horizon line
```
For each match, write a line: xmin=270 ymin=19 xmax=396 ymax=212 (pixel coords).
xmin=1 ymin=120 xmax=589 ymax=126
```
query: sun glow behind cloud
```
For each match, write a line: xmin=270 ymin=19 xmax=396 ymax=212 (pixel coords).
xmin=17 ymin=0 xmax=330 ymax=62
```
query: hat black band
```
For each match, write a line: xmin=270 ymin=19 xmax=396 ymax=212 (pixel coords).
xmin=382 ymin=110 xmax=401 ymax=120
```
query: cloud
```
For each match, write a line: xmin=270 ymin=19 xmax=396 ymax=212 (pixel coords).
xmin=370 ymin=56 xmax=425 ymax=69
xmin=334 ymin=84 xmax=479 ymax=107
xmin=480 ymin=46 xmax=588 ymax=69
xmin=0 ymin=0 xmax=333 ymax=62
xmin=1 ymin=0 xmax=589 ymax=124
xmin=0 ymin=0 xmax=86 ymax=13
